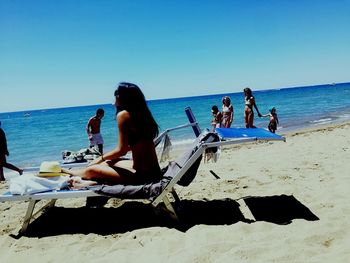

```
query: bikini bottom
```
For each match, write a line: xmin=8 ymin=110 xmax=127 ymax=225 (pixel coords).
xmin=134 ymin=168 xmax=162 ymax=184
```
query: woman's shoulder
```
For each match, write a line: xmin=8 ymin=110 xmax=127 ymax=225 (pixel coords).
xmin=117 ymin=110 xmax=130 ymax=116
xmin=117 ymin=110 xmax=131 ymax=122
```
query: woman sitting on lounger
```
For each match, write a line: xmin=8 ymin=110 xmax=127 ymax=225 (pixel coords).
xmin=65 ymin=82 xmax=162 ymax=188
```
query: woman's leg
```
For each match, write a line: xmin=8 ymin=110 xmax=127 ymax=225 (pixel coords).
xmin=67 ymin=164 xmax=130 ymax=189
xmin=3 ymin=162 xmax=23 ymax=175
xmin=247 ymin=111 xmax=254 ymax=128
xmin=83 ymin=162 xmax=137 ymax=184
xmin=244 ymin=110 xmax=249 ymax=128
xmin=61 ymin=167 xmax=86 ymax=177
xmin=68 ymin=177 xmax=98 ymax=189
xmin=0 ymin=167 xmax=4 ymax=181
xmin=0 ymin=155 xmax=5 ymax=181
xmin=65 ymin=159 xmax=139 ymax=189
xmin=66 ymin=159 xmax=137 ymax=186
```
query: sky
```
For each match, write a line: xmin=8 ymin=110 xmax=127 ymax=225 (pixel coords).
xmin=1 ymin=0 xmax=350 ymax=112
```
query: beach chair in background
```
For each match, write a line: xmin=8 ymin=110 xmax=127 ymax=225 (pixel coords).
xmin=0 ymin=107 xmax=285 ymax=235
xmin=215 ymin=127 xmax=286 ymax=142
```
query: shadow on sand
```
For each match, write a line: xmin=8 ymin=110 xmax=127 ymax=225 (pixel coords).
xmin=23 ymin=194 xmax=319 ymax=238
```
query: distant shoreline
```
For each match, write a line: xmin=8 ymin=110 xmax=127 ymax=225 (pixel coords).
xmin=1 ymin=83 xmax=350 ymax=169
xmin=1 ymin=82 xmax=349 ymax=114
xmin=3 ymin=120 xmax=349 ymax=176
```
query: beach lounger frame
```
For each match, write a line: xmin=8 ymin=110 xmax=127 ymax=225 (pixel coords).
xmin=0 ymin=189 xmax=100 ymax=235
xmin=0 ymin=107 xmax=285 ymax=235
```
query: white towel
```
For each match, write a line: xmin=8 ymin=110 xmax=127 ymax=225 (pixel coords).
xmin=9 ymin=174 xmax=69 ymax=195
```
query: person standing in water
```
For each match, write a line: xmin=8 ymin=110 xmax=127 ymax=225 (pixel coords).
xmin=261 ymin=107 xmax=279 ymax=133
xmin=221 ymin=96 xmax=234 ymax=128
xmin=211 ymin=105 xmax=223 ymax=131
xmin=0 ymin=121 xmax=23 ymax=181
xmin=243 ymin=87 xmax=262 ymax=128
xmin=87 ymin=108 xmax=105 ymax=154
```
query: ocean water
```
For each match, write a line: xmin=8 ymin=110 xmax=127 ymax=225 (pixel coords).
xmin=1 ymin=82 xmax=350 ymax=169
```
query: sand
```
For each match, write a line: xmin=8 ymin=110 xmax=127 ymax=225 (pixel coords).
xmin=1 ymin=122 xmax=350 ymax=262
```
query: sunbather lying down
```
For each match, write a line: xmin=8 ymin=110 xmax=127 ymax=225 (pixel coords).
xmin=62 ymin=82 xmax=163 ymax=189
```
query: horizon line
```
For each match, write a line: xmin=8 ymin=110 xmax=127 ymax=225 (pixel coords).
xmin=1 ymin=81 xmax=349 ymax=114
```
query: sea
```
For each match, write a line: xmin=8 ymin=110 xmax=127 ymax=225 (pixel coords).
xmin=1 ymin=82 xmax=350 ymax=170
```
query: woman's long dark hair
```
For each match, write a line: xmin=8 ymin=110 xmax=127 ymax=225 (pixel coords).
xmin=114 ymin=82 xmax=159 ymax=139
xmin=244 ymin=87 xmax=253 ymax=97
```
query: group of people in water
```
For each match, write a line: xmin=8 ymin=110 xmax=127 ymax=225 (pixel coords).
xmin=211 ymin=87 xmax=279 ymax=133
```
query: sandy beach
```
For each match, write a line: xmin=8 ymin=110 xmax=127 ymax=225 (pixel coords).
xmin=1 ymin=122 xmax=350 ymax=263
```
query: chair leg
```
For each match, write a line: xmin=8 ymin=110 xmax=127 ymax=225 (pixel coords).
xmin=19 ymin=199 xmax=57 ymax=235
xmin=162 ymin=195 xmax=179 ymax=221
xmin=171 ymin=189 xmax=181 ymax=203
xmin=19 ymin=199 xmax=37 ymax=234
xmin=152 ymin=188 xmax=180 ymax=221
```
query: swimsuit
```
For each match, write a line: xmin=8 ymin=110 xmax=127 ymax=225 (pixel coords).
xmin=127 ymin=127 xmax=161 ymax=183
xmin=211 ymin=112 xmax=222 ymax=128
xmin=134 ymin=167 xmax=162 ymax=184
xmin=245 ymin=96 xmax=254 ymax=108
xmin=128 ymin=129 xmax=144 ymax=147
xmin=90 ymin=133 xmax=104 ymax=146
xmin=268 ymin=121 xmax=277 ymax=131
xmin=222 ymin=105 xmax=233 ymax=127
xmin=268 ymin=114 xmax=278 ymax=131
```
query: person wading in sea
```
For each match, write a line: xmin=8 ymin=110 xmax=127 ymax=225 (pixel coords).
xmin=0 ymin=121 xmax=23 ymax=181
xmin=87 ymin=108 xmax=105 ymax=155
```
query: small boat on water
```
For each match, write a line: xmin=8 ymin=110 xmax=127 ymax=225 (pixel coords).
xmin=23 ymin=112 xmax=30 ymax=117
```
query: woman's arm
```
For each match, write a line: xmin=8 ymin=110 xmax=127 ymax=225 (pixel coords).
xmin=252 ymin=98 xmax=262 ymax=117
xmin=229 ymin=105 xmax=234 ymax=123
xmin=89 ymin=111 xmax=130 ymax=165
xmin=218 ymin=112 xmax=223 ymax=122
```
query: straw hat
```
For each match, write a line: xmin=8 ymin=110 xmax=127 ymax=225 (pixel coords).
xmin=36 ymin=161 xmax=68 ymax=177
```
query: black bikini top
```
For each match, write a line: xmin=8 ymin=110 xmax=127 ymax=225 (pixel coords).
xmin=128 ymin=128 xmax=142 ymax=146
xmin=128 ymin=126 xmax=154 ymax=147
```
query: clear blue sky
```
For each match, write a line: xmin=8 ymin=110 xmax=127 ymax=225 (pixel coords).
xmin=1 ymin=0 xmax=349 ymax=112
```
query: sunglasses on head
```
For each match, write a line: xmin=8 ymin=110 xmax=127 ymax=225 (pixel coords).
xmin=114 ymin=82 xmax=138 ymax=96
xmin=119 ymin=82 xmax=137 ymax=88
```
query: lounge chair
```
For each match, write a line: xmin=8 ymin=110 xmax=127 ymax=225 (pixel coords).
xmin=0 ymin=107 xmax=285 ymax=235
xmin=215 ymin=127 xmax=286 ymax=142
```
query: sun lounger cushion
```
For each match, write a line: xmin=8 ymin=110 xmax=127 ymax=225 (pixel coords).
xmin=216 ymin=127 xmax=284 ymax=140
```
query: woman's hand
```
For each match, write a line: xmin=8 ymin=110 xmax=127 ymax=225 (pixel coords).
xmin=88 ymin=156 xmax=104 ymax=166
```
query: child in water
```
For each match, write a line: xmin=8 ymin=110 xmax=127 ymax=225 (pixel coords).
xmin=221 ymin=96 xmax=234 ymax=128
xmin=211 ymin=105 xmax=223 ymax=131
xmin=262 ymin=107 xmax=279 ymax=133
